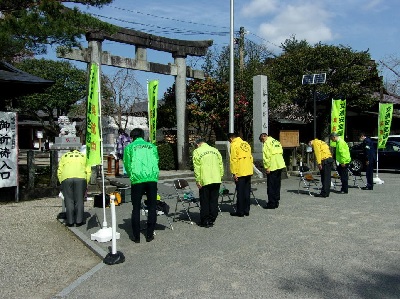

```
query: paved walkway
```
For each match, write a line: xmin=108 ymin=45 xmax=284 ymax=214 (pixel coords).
xmin=57 ymin=172 xmax=399 ymax=299
xmin=2 ymin=171 xmax=399 ymax=299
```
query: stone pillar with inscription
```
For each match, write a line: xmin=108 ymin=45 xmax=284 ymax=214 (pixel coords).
xmin=52 ymin=136 xmax=82 ymax=160
xmin=51 ymin=116 xmax=82 ymax=160
xmin=252 ymin=75 xmax=268 ymax=161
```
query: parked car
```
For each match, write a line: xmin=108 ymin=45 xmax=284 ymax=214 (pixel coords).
xmin=350 ymin=140 xmax=400 ymax=171
xmin=371 ymin=135 xmax=400 ymax=143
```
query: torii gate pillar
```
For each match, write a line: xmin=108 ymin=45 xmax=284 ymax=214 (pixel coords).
xmin=174 ymin=55 xmax=189 ymax=169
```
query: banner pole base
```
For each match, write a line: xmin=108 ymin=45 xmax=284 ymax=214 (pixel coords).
xmin=373 ymin=176 xmax=384 ymax=184
xmin=103 ymin=251 xmax=125 ymax=265
xmin=91 ymin=227 xmax=120 ymax=243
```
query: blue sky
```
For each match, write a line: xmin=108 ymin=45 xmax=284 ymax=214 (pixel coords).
xmin=55 ymin=0 xmax=400 ymax=98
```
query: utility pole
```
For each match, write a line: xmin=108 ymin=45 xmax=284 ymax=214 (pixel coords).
xmin=229 ymin=0 xmax=234 ymax=133
xmin=235 ymin=26 xmax=246 ymax=137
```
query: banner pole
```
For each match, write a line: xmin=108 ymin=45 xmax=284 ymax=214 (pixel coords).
xmin=374 ymin=103 xmax=384 ymax=184
xmin=90 ymin=63 xmax=112 ymax=242
xmin=97 ymin=64 xmax=108 ymax=227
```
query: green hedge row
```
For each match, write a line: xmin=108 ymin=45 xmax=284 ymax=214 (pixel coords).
xmin=157 ymin=142 xmax=195 ymax=170
xmin=157 ymin=142 xmax=177 ymax=170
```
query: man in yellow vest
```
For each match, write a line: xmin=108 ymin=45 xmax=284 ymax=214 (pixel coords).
xmin=228 ymin=132 xmax=254 ymax=217
xmin=192 ymin=138 xmax=224 ymax=227
xmin=259 ymin=133 xmax=286 ymax=209
xmin=309 ymin=138 xmax=334 ymax=197
xmin=57 ymin=148 xmax=91 ymax=227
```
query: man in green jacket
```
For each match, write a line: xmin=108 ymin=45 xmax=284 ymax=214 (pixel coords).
xmin=124 ymin=128 xmax=159 ymax=243
xmin=259 ymin=133 xmax=286 ymax=209
xmin=330 ymin=132 xmax=351 ymax=194
xmin=192 ymin=138 xmax=224 ymax=227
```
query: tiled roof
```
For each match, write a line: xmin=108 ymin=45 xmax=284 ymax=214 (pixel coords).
xmin=0 ymin=61 xmax=54 ymax=98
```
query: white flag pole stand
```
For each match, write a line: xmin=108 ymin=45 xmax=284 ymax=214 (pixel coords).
xmin=57 ymin=191 xmax=67 ymax=221
xmin=373 ymin=148 xmax=384 ymax=184
xmin=103 ymin=196 xmax=125 ymax=265
xmin=60 ymin=192 xmax=66 ymax=213
xmin=253 ymin=164 xmax=263 ymax=178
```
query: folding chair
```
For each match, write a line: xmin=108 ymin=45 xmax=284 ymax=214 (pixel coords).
xmin=173 ymin=179 xmax=200 ymax=225
xmin=348 ymin=164 xmax=366 ymax=189
xmin=232 ymin=186 xmax=260 ymax=209
xmin=332 ymin=166 xmax=365 ymax=190
xmin=298 ymin=165 xmax=320 ymax=196
xmin=331 ymin=171 xmax=341 ymax=190
xmin=218 ymin=184 xmax=235 ymax=213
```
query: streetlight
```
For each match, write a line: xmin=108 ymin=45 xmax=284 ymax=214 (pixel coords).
xmin=302 ymin=73 xmax=326 ymax=138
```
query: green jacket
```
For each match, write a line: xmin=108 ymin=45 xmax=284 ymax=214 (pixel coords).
xmin=193 ymin=143 xmax=223 ymax=186
xmin=262 ymin=137 xmax=286 ymax=171
xmin=335 ymin=137 xmax=351 ymax=164
xmin=123 ymin=137 xmax=159 ymax=184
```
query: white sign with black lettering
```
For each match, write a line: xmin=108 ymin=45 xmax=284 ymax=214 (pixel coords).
xmin=0 ymin=112 xmax=18 ymax=187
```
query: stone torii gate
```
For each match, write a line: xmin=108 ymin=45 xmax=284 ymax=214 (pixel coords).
xmin=58 ymin=27 xmax=213 ymax=169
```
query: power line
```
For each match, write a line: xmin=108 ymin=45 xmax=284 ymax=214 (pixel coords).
xmin=248 ymin=32 xmax=281 ymax=50
xmin=90 ymin=13 xmax=230 ymax=37
xmin=108 ymin=5 xmax=231 ymax=30
xmin=87 ymin=6 xmax=271 ymax=53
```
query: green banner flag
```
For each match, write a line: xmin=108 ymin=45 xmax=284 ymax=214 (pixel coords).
xmin=378 ymin=103 xmax=393 ymax=149
xmin=330 ymin=99 xmax=346 ymax=147
xmin=86 ymin=63 xmax=101 ymax=166
xmin=148 ymin=80 xmax=159 ymax=144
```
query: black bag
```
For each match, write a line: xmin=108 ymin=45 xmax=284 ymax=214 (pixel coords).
xmin=157 ymin=201 xmax=170 ymax=215
xmin=94 ymin=193 xmax=110 ymax=208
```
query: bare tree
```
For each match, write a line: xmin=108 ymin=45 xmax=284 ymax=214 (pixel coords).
xmin=380 ymin=55 xmax=400 ymax=96
xmin=102 ymin=69 xmax=147 ymax=130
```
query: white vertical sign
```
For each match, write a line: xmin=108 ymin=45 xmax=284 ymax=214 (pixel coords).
xmin=0 ymin=112 xmax=18 ymax=187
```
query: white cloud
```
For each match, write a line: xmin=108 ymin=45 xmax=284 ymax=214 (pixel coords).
xmin=257 ymin=4 xmax=334 ymax=50
xmin=364 ymin=0 xmax=384 ymax=10
xmin=241 ymin=0 xmax=279 ymax=17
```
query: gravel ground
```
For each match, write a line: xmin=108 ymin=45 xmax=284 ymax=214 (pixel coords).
xmin=0 ymin=197 xmax=101 ymax=299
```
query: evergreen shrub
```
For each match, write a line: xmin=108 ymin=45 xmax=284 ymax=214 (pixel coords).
xmin=157 ymin=142 xmax=177 ymax=170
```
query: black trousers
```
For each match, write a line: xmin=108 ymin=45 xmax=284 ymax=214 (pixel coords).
xmin=320 ymin=159 xmax=333 ymax=196
xmin=199 ymin=183 xmax=220 ymax=223
xmin=131 ymin=182 xmax=157 ymax=239
xmin=337 ymin=164 xmax=349 ymax=193
xmin=236 ymin=175 xmax=251 ymax=215
xmin=61 ymin=178 xmax=87 ymax=225
xmin=366 ymin=161 xmax=374 ymax=189
xmin=267 ymin=169 xmax=282 ymax=207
